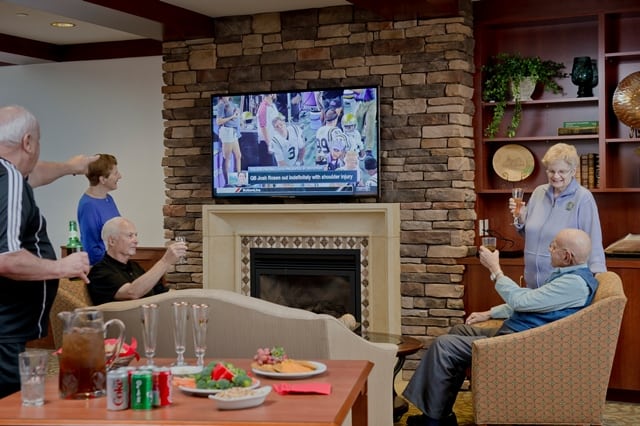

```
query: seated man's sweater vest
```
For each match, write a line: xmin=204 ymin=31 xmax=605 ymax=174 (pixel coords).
xmin=499 ymin=267 xmax=598 ymax=334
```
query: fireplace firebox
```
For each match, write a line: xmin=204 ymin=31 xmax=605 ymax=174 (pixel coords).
xmin=250 ymin=248 xmax=361 ymax=324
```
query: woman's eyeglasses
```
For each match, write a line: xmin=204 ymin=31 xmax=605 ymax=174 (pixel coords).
xmin=546 ymin=169 xmax=573 ymax=177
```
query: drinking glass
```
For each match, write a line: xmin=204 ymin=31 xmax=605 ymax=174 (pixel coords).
xmin=175 ymin=236 xmax=187 ymax=264
xmin=191 ymin=303 xmax=209 ymax=367
xmin=512 ymin=187 xmax=524 ymax=224
xmin=481 ymin=236 xmax=497 ymax=252
xmin=172 ymin=301 xmax=189 ymax=367
xmin=140 ymin=303 xmax=159 ymax=366
xmin=19 ymin=350 xmax=49 ymax=406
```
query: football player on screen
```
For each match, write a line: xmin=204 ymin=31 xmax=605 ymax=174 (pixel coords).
xmin=342 ymin=113 xmax=365 ymax=159
xmin=270 ymin=115 xmax=305 ymax=167
xmin=315 ymin=108 xmax=346 ymax=167
xmin=326 ymin=133 xmax=347 ymax=171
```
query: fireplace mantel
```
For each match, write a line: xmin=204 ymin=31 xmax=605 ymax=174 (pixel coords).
xmin=202 ymin=203 xmax=401 ymax=334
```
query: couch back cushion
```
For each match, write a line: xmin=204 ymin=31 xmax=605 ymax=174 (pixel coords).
xmin=98 ymin=289 xmax=332 ymax=360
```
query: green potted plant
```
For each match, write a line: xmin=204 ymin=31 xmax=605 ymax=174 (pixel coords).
xmin=482 ymin=53 xmax=566 ymax=138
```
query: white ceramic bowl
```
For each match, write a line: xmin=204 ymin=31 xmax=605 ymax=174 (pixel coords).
xmin=208 ymin=385 xmax=271 ymax=410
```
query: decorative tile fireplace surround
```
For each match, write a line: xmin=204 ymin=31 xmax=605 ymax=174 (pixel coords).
xmin=202 ymin=204 xmax=401 ymax=334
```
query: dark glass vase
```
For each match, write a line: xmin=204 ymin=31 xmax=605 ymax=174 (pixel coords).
xmin=571 ymin=56 xmax=597 ymax=97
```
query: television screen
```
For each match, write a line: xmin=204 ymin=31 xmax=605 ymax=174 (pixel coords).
xmin=211 ymin=86 xmax=380 ymax=199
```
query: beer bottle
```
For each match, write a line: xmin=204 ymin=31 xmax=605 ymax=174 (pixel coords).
xmin=66 ymin=220 xmax=82 ymax=253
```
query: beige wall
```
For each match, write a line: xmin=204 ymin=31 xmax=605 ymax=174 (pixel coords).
xmin=0 ymin=57 xmax=165 ymax=252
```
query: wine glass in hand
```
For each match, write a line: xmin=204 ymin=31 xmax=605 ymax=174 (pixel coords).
xmin=175 ymin=236 xmax=187 ymax=264
xmin=511 ymin=187 xmax=524 ymax=224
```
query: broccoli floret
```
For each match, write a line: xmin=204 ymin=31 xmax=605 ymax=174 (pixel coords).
xmin=214 ymin=379 xmax=232 ymax=389
xmin=232 ymin=374 xmax=252 ymax=387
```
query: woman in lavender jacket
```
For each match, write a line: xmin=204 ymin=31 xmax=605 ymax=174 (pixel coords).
xmin=511 ymin=143 xmax=606 ymax=288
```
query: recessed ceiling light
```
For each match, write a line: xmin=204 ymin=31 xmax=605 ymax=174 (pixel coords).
xmin=16 ymin=12 xmax=28 ymax=17
xmin=50 ymin=21 xmax=76 ymax=29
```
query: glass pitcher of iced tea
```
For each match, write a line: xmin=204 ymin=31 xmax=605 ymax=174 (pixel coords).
xmin=57 ymin=308 xmax=125 ymax=399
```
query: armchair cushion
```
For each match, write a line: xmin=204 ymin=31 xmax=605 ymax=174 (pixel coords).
xmin=49 ymin=278 xmax=93 ymax=349
xmin=471 ymin=271 xmax=627 ymax=425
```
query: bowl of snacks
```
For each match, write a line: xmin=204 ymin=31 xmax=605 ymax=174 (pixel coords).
xmin=105 ymin=337 xmax=139 ymax=368
xmin=208 ymin=385 xmax=272 ymax=410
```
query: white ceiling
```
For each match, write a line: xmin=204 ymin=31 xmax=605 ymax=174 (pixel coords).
xmin=0 ymin=0 xmax=350 ymax=65
xmin=160 ymin=0 xmax=349 ymax=19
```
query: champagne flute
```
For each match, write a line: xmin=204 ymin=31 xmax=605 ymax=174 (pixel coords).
xmin=172 ymin=301 xmax=189 ymax=367
xmin=512 ymin=187 xmax=524 ymax=224
xmin=191 ymin=303 xmax=209 ymax=368
xmin=140 ymin=303 xmax=159 ymax=366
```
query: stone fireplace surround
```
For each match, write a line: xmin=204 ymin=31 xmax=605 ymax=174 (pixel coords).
xmin=202 ymin=203 xmax=401 ymax=334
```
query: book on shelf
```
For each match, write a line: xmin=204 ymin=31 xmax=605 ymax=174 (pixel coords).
xmin=557 ymin=126 xmax=599 ymax=135
xmin=605 ymin=233 xmax=640 ymax=256
xmin=579 ymin=153 xmax=599 ymax=189
xmin=563 ymin=120 xmax=599 ymax=128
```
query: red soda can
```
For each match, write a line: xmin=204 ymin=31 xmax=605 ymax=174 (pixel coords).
xmin=107 ymin=369 xmax=129 ymax=411
xmin=152 ymin=367 xmax=173 ymax=407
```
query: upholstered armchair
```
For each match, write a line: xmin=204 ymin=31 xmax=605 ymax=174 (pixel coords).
xmin=471 ymin=271 xmax=627 ymax=425
xmin=49 ymin=278 xmax=93 ymax=349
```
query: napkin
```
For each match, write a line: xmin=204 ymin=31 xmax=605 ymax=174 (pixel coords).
xmin=272 ymin=383 xmax=331 ymax=395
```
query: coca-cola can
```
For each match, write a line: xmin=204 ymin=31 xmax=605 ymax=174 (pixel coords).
xmin=107 ymin=369 xmax=129 ymax=411
xmin=152 ymin=367 xmax=173 ymax=407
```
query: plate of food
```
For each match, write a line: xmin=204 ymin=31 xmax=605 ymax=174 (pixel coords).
xmin=176 ymin=361 xmax=259 ymax=396
xmin=251 ymin=360 xmax=327 ymax=379
xmin=251 ymin=346 xmax=327 ymax=379
xmin=208 ymin=386 xmax=272 ymax=410
xmin=178 ymin=379 xmax=261 ymax=396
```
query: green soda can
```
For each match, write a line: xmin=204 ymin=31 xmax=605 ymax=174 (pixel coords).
xmin=130 ymin=370 xmax=153 ymax=410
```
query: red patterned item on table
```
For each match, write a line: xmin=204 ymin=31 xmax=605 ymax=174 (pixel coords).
xmin=105 ymin=337 xmax=140 ymax=360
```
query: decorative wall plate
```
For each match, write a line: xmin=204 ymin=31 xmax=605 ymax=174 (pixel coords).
xmin=492 ymin=144 xmax=535 ymax=182
xmin=612 ymin=71 xmax=640 ymax=129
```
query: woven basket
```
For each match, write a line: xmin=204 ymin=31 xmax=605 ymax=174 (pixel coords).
xmin=109 ymin=354 xmax=136 ymax=369
xmin=613 ymin=71 xmax=640 ymax=129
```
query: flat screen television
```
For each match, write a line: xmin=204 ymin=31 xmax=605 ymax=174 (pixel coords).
xmin=211 ymin=86 xmax=380 ymax=199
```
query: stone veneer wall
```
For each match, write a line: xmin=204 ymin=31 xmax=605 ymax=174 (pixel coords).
xmin=162 ymin=3 xmax=476 ymax=377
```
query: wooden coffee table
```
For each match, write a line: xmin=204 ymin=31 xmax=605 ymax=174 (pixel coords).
xmin=0 ymin=358 xmax=372 ymax=426
xmin=361 ymin=331 xmax=423 ymax=421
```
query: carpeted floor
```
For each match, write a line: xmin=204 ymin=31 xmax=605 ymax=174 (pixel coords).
xmin=394 ymin=381 xmax=640 ymax=426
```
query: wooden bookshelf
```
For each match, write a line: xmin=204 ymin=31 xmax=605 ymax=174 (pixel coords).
xmin=471 ymin=0 xmax=640 ymax=395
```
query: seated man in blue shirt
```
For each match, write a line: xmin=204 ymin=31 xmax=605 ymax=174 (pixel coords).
xmin=87 ymin=217 xmax=187 ymax=305
xmin=403 ymin=228 xmax=598 ymax=426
